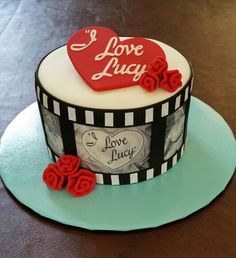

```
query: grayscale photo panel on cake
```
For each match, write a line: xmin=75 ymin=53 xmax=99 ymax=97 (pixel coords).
xmin=74 ymin=124 xmax=152 ymax=173
xmin=41 ymin=106 xmax=64 ymax=156
xmin=164 ymin=105 xmax=185 ymax=160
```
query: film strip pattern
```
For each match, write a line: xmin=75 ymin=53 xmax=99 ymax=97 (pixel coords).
xmin=36 ymin=69 xmax=192 ymax=185
xmin=47 ymin=144 xmax=185 ymax=185
xmin=36 ymin=77 xmax=193 ymax=128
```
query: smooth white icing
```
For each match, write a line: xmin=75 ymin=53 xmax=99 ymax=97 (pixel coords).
xmin=38 ymin=38 xmax=191 ymax=109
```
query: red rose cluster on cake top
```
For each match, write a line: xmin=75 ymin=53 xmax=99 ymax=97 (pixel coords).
xmin=139 ymin=56 xmax=181 ymax=92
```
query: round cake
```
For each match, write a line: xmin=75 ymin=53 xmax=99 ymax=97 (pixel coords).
xmin=35 ymin=26 xmax=193 ymax=185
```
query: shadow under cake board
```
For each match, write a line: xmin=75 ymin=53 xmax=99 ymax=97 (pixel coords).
xmin=0 ymin=97 xmax=235 ymax=231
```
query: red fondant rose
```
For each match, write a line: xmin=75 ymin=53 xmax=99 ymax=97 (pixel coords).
xmin=150 ymin=56 xmax=168 ymax=75
xmin=160 ymin=70 xmax=182 ymax=92
xmin=57 ymin=155 xmax=81 ymax=176
xmin=43 ymin=164 xmax=65 ymax=190
xmin=66 ymin=169 xmax=96 ymax=197
xmin=139 ymin=70 xmax=160 ymax=92
xmin=138 ymin=55 xmax=182 ymax=93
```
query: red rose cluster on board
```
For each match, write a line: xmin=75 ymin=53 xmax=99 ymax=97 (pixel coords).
xmin=43 ymin=155 xmax=96 ymax=197
xmin=139 ymin=56 xmax=182 ymax=92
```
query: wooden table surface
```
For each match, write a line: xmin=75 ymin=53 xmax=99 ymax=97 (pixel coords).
xmin=0 ymin=1 xmax=235 ymax=257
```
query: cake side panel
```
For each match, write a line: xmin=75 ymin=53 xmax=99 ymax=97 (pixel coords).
xmin=35 ymin=73 xmax=193 ymax=185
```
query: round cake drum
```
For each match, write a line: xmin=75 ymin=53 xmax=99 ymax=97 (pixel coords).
xmin=0 ymin=97 xmax=235 ymax=231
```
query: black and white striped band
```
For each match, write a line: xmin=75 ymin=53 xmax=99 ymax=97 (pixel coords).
xmin=35 ymin=77 xmax=193 ymax=128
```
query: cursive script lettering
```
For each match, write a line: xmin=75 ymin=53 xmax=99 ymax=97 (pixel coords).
xmin=102 ymin=136 xmax=128 ymax=152
xmin=82 ymin=130 xmax=143 ymax=169
xmin=92 ymin=57 xmax=147 ymax=81
xmin=108 ymin=147 xmax=136 ymax=165
xmin=95 ymin=37 xmax=144 ymax=60
xmin=70 ymin=29 xmax=97 ymax=51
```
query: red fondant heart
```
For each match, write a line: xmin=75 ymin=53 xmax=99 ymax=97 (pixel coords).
xmin=67 ymin=26 xmax=165 ymax=91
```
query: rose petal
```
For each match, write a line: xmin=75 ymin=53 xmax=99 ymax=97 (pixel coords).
xmin=139 ymin=71 xmax=159 ymax=92
xmin=42 ymin=164 xmax=65 ymax=190
xmin=66 ymin=169 xmax=96 ymax=197
xmin=160 ymin=70 xmax=182 ymax=92
xmin=57 ymin=155 xmax=81 ymax=176
xmin=150 ymin=56 xmax=168 ymax=75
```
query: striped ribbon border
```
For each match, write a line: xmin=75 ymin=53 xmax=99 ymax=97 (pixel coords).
xmin=35 ymin=76 xmax=193 ymax=128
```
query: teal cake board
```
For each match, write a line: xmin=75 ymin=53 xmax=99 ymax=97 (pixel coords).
xmin=0 ymin=97 xmax=235 ymax=231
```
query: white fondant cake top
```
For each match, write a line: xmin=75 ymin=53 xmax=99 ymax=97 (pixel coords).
xmin=37 ymin=38 xmax=191 ymax=109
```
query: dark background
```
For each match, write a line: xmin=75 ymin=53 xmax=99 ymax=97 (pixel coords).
xmin=0 ymin=1 xmax=235 ymax=257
